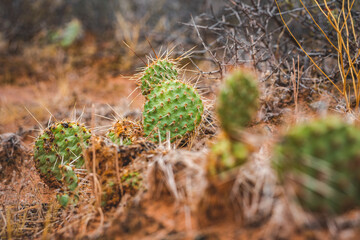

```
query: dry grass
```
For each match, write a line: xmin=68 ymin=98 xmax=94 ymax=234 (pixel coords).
xmin=275 ymin=0 xmax=360 ymax=111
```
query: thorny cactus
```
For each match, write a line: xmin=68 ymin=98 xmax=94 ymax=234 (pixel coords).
xmin=207 ymin=135 xmax=249 ymax=176
xmin=108 ymin=119 xmax=142 ymax=145
xmin=217 ymin=70 xmax=259 ymax=139
xmin=33 ymin=121 xmax=91 ymax=188
xmin=143 ymin=80 xmax=203 ymax=143
xmin=273 ymin=117 xmax=360 ymax=215
xmin=139 ymin=58 xmax=179 ymax=96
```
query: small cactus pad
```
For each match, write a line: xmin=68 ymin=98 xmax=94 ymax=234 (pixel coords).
xmin=217 ymin=70 xmax=259 ymax=139
xmin=273 ymin=117 xmax=360 ymax=214
xmin=143 ymin=80 xmax=203 ymax=142
xmin=34 ymin=121 xmax=91 ymax=188
xmin=207 ymin=136 xmax=248 ymax=176
xmin=139 ymin=59 xmax=178 ymax=96
xmin=108 ymin=119 xmax=141 ymax=145
xmin=59 ymin=164 xmax=79 ymax=192
xmin=56 ymin=192 xmax=79 ymax=207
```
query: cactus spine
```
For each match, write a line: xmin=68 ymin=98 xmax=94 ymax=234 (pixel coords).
xmin=273 ymin=117 xmax=360 ymax=214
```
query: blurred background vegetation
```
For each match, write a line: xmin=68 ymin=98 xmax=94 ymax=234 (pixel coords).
xmin=0 ymin=0 xmax=224 ymax=84
xmin=1 ymin=0 xmax=360 ymax=131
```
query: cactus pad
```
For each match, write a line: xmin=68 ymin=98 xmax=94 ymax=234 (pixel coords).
xmin=56 ymin=192 xmax=79 ymax=207
xmin=139 ymin=59 xmax=179 ymax=96
xmin=217 ymin=70 xmax=259 ymax=139
xmin=59 ymin=164 xmax=79 ymax=191
xmin=273 ymin=117 xmax=360 ymax=214
xmin=207 ymin=136 xmax=249 ymax=176
xmin=143 ymin=80 xmax=203 ymax=142
xmin=34 ymin=121 xmax=91 ymax=188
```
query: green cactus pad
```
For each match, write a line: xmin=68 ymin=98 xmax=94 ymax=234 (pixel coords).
xmin=59 ymin=164 xmax=79 ymax=191
xmin=139 ymin=59 xmax=178 ymax=96
xmin=217 ymin=70 xmax=259 ymax=139
xmin=208 ymin=136 xmax=249 ymax=176
xmin=56 ymin=192 xmax=79 ymax=207
xmin=143 ymin=80 xmax=203 ymax=143
xmin=273 ymin=117 xmax=360 ymax=214
xmin=34 ymin=121 xmax=91 ymax=188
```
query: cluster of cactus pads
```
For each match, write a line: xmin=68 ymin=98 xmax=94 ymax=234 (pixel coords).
xmin=34 ymin=121 xmax=91 ymax=206
xmin=208 ymin=69 xmax=259 ymax=175
xmin=138 ymin=57 xmax=204 ymax=143
xmin=273 ymin=117 xmax=360 ymax=215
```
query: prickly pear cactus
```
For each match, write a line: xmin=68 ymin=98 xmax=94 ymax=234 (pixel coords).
xmin=108 ymin=119 xmax=141 ymax=145
xmin=207 ymin=135 xmax=249 ymax=176
xmin=273 ymin=117 xmax=360 ymax=214
xmin=139 ymin=59 xmax=179 ymax=96
xmin=143 ymin=80 xmax=203 ymax=142
xmin=217 ymin=70 xmax=259 ymax=139
xmin=34 ymin=121 xmax=91 ymax=188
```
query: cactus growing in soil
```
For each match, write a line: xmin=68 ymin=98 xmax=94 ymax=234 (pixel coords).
xmin=34 ymin=121 xmax=91 ymax=188
xmin=207 ymin=136 xmax=249 ymax=176
xmin=273 ymin=117 xmax=360 ymax=214
xmin=217 ymin=70 xmax=259 ymax=139
xmin=139 ymin=58 xmax=179 ymax=96
xmin=108 ymin=119 xmax=141 ymax=145
xmin=143 ymin=80 xmax=203 ymax=143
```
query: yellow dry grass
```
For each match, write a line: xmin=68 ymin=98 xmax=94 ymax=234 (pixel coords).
xmin=275 ymin=0 xmax=360 ymax=111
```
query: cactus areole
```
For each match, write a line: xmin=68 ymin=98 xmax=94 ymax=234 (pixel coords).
xmin=143 ymin=80 xmax=203 ymax=142
xmin=34 ymin=121 xmax=91 ymax=188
